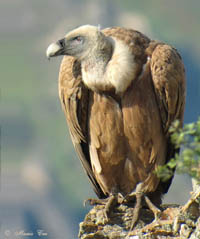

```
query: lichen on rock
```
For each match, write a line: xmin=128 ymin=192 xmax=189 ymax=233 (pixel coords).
xmin=79 ymin=201 xmax=200 ymax=239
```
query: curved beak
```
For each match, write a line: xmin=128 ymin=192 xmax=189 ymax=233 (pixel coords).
xmin=46 ymin=39 xmax=65 ymax=59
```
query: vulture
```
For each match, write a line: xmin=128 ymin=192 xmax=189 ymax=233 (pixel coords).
xmin=46 ymin=25 xmax=185 ymax=225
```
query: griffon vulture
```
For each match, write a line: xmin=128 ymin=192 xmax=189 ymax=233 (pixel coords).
xmin=46 ymin=25 xmax=185 ymax=224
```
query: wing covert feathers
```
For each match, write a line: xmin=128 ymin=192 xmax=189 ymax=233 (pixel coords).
xmin=59 ymin=56 xmax=105 ymax=198
xmin=146 ymin=42 xmax=186 ymax=195
xmin=146 ymin=42 xmax=186 ymax=133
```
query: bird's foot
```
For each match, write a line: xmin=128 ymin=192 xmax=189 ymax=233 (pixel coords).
xmin=123 ymin=183 xmax=161 ymax=232
xmin=103 ymin=194 xmax=119 ymax=221
xmin=84 ymin=194 xmax=121 ymax=222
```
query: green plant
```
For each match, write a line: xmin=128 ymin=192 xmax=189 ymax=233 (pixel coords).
xmin=156 ymin=118 xmax=200 ymax=182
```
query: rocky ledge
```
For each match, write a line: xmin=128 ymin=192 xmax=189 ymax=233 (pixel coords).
xmin=79 ymin=201 xmax=200 ymax=239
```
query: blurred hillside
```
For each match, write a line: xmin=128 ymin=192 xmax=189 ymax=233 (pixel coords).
xmin=1 ymin=0 xmax=200 ymax=238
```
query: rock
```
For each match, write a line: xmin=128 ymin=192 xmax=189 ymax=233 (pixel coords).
xmin=78 ymin=202 xmax=200 ymax=239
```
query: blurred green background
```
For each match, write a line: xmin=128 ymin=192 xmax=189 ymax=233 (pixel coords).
xmin=1 ymin=0 xmax=200 ymax=238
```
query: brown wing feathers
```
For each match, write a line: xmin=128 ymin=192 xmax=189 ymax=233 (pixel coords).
xmin=146 ymin=42 xmax=185 ymax=132
xmin=146 ymin=42 xmax=186 ymax=195
xmin=59 ymin=56 xmax=105 ymax=198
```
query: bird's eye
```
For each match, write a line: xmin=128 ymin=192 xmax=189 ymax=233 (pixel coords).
xmin=72 ymin=36 xmax=83 ymax=44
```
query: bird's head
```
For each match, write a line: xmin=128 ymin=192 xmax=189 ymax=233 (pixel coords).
xmin=46 ymin=25 xmax=112 ymax=61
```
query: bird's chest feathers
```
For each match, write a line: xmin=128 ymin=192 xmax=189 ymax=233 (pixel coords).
xmin=82 ymin=61 xmax=112 ymax=92
xmin=81 ymin=39 xmax=138 ymax=94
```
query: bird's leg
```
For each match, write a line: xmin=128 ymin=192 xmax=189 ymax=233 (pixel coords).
xmin=104 ymin=194 xmax=118 ymax=220
xmin=123 ymin=183 xmax=144 ymax=230
xmin=124 ymin=183 xmax=161 ymax=231
xmin=129 ymin=189 xmax=143 ymax=230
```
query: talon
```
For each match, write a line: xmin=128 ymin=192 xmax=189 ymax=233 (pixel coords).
xmin=83 ymin=198 xmax=107 ymax=207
